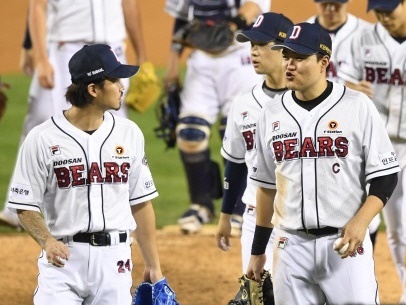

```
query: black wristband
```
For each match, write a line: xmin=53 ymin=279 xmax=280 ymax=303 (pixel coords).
xmin=251 ymin=225 xmax=273 ymax=255
xmin=230 ymin=14 xmax=247 ymax=30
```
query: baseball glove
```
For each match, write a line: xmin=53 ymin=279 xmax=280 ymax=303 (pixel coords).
xmin=173 ymin=19 xmax=234 ymax=54
xmin=153 ymin=84 xmax=181 ymax=149
xmin=0 ymin=78 xmax=10 ymax=121
xmin=228 ymin=271 xmax=274 ymax=305
xmin=133 ymin=277 xmax=180 ymax=305
xmin=125 ymin=61 xmax=161 ymax=113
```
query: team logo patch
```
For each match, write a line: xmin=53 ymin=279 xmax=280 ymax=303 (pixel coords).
xmin=115 ymin=146 xmax=125 ymax=156
xmin=50 ymin=145 xmax=61 ymax=156
xmin=241 ymin=111 xmax=249 ymax=120
xmin=328 ymin=120 xmax=338 ymax=130
xmin=272 ymin=121 xmax=280 ymax=131
xmin=278 ymin=237 xmax=288 ymax=249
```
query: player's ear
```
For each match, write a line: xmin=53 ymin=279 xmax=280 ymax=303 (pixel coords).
xmin=321 ymin=56 xmax=330 ymax=72
xmin=87 ymin=83 xmax=98 ymax=98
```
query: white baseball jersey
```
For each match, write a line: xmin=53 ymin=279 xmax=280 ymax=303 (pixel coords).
xmin=250 ymin=83 xmax=400 ymax=230
xmin=338 ymin=23 xmax=406 ymax=142
xmin=221 ymin=82 xmax=286 ymax=273
xmin=221 ymin=83 xmax=287 ymax=206
xmin=47 ymin=0 xmax=126 ymax=44
xmin=8 ymin=112 xmax=158 ymax=239
xmin=307 ymin=14 xmax=372 ymax=84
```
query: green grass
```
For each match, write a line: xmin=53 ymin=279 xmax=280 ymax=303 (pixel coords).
xmin=0 ymin=70 xmax=223 ymax=230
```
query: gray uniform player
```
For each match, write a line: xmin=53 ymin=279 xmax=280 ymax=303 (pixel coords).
xmin=215 ymin=12 xmax=293 ymax=275
xmin=337 ymin=0 xmax=406 ymax=302
xmin=163 ymin=0 xmax=269 ymax=234
xmin=307 ymin=0 xmax=382 ymax=246
xmin=247 ymin=23 xmax=399 ymax=305
xmin=0 ymin=0 xmax=148 ymax=229
xmin=7 ymin=45 xmax=164 ymax=305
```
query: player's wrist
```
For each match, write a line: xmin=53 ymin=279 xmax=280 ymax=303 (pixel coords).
xmin=251 ymin=225 xmax=273 ymax=255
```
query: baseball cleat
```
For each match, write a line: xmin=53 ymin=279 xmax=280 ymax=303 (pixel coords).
xmin=230 ymin=214 xmax=243 ymax=237
xmin=178 ymin=204 xmax=213 ymax=234
xmin=0 ymin=211 xmax=23 ymax=231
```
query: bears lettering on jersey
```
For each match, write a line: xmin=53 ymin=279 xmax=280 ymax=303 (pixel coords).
xmin=54 ymin=161 xmax=130 ymax=188
xmin=365 ymin=67 xmax=404 ymax=85
xmin=272 ymin=136 xmax=349 ymax=162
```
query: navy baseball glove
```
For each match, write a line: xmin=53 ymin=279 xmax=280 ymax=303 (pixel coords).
xmin=133 ymin=277 xmax=180 ymax=305
xmin=173 ymin=19 xmax=234 ymax=54
xmin=154 ymin=84 xmax=181 ymax=149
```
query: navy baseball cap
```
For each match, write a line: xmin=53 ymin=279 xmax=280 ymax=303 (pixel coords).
xmin=236 ymin=13 xmax=294 ymax=43
xmin=367 ymin=0 xmax=402 ymax=12
xmin=314 ymin=0 xmax=348 ymax=3
xmin=271 ymin=22 xmax=332 ymax=57
xmin=69 ymin=44 xmax=139 ymax=84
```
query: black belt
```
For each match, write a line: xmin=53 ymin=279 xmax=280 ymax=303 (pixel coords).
xmin=297 ymin=226 xmax=339 ymax=236
xmin=72 ymin=232 xmax=127 ymax=246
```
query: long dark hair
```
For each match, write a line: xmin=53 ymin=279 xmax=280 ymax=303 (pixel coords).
xmin=65 ymin=78 xmax=107 ymax=108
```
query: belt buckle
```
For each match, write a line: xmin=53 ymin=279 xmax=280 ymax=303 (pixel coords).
xmin=90 ymin=234 xmax=102 ymax=246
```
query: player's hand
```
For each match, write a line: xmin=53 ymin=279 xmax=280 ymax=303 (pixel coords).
xmin=36 ymin=58 xmax=55 ymax=89
xmin=142 ymin=267 xmax=163 ymax=284
xmin=215 ymin=213 xmax=232 ymax=251
xmin=339 ymin=218 xmax=369 ymax=259
xmin=346 ymin=80 xmax=374 ymax=98
xmin=19 ymin=48 xmax=34 ymax=77
xmin=246 ymin=254 xmax=266 ymax=283
xmin=44 ymin=238 xmax=70 ymax=267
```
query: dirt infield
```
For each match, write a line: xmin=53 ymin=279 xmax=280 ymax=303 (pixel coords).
xmin=0 ymin=229 xmax=402 ymax=305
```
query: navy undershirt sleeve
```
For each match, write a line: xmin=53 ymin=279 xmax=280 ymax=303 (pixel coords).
xmin=221 ymin=160 xmax=247 ymax=214
xmin=368 ymin=173 xmax=398 ymax=205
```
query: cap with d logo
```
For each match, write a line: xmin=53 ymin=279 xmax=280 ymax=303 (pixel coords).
xmin=69 ymin=44 xmax=139 ymax=84
xmin=271 ymin=22 xmax=332 ymax=57
xmin=236 ymin=12 xmax=294 ymax=43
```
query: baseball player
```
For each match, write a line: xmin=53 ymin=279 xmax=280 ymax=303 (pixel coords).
xmin=163 ymin=0 xmax=269 ymax=234
xmin=0 ymin=0 xmax=148 ymax=229
xmin=215 ymin=12 xmax=294 ymax=275
xmin=247 ymin=23 xmax=400 ymax=305
xmin=7 ymin=44 xmax=165 ymax=304
xmin=307 ymin=0 xmax=382 ymax=247
xmin=337 ymin=0 xmax=406 ymax=302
